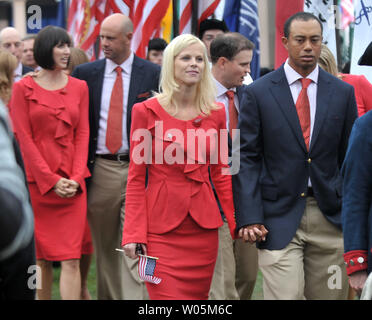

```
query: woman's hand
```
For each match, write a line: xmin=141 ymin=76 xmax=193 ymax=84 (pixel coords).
xmin=123 ymin=243 xmax=147 ymax=259
xmin=54 ymin=178 xmax=79 ymax=198
xmin=238 ymin=224 xmax=268 ymax=243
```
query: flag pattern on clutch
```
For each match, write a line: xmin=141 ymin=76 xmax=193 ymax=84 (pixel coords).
xmin=138 ymin=254 xmax=162 ymax=284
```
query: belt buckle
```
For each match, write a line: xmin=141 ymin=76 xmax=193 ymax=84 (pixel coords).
xmin=117 ymin=153 xmax=126 ymax=164
xmin=117 ymin=153 xmax=123 ymax=164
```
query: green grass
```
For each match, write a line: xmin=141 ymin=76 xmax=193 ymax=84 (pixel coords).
xmin=51 ymin=256 xmax=263 ymax=300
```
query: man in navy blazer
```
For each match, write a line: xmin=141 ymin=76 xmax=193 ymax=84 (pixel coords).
xmin=341 ymin=112 xmax=372 ymax=296
xmin=233 ymin=12 xmax=357 ymax=299
xmin=72 ymin=13 xmax=160 ymax=300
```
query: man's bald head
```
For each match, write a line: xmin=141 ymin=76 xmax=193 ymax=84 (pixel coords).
xmin=101 ymin=13 xmax=133 ymax=35
xmin=0 ymin=27 xmax=23 ymax=62
xmin=99 ymin=14 xmax=133 ymax=65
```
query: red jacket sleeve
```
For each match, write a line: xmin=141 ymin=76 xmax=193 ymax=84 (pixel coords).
xmin=10 ymin=80 xmax=61 ymax=195
xmin=359 ymin=75 xmax=372 ymax=116
xmin=210 ymin=106 xmax=237 ymax=239
xmin=343 ymin=250 xmax=368 ymax=276
xmin=121 ymin=103 xmax=149 ymax=246
xmin=70 ymin=80 xmax=90 ymax=187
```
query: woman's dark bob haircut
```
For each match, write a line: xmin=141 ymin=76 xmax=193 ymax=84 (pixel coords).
xmin=34 ymin=25 xmax=71 ymax=70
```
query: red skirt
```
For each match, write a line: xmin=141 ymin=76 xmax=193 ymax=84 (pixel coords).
xmin=28 ymin=182 xmax=88 ymax=261
xmin=145 ymin=214 xmax=218 ymax=300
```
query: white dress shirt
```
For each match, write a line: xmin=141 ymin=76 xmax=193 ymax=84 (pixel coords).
xmin=96 ymin=53 xmax=134 ymax=154
xmin=13 ymin=62 xmax=22 ymax=83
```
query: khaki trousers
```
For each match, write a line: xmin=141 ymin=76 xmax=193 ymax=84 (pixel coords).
xmin=87 ymin=157 xmax=148 ymax=300
xmin=209 ymin=221 xmax=258 ymax=300
xmin=258 ymin=197 xmax=348 ymax=300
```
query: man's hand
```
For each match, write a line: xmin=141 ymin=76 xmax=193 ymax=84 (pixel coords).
xmin=349 ymin=270 xmax=368 ymax=296
xmin=238 ymin=224 xmax=268 ymax=244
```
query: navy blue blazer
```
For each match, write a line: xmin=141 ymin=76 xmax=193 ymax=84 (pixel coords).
xmin=232 ymin=66 xmax=357 ymax=250
xmin=22 ymin=65 xmax=33 ymax=74
xmin=341 ymin=112 xmax=372 ymax=275
xmin=71 ymin=56 xmax=160 ymax=174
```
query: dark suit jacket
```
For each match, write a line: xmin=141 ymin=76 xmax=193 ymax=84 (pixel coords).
xmin=21 ymin=65 xmax=33 ymax=75
xmin=232 ymin=66 xmax=357 ymax=250
xmin=71 ymin=56 xmax=160 ymax=174
xmin=341 ymin=112 xmax=372 ymax=275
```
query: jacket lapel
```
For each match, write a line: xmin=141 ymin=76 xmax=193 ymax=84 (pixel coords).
xmin=309 ymin=69 xmax=331 ymax=152
xmin=269 ymin=66 xmax=308 ymax=152
xmin=91 ymin=59 xmax=106 ymax=131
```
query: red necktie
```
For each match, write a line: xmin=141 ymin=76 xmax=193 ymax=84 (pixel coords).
xmin=296 ymin=78 xmax=312 ymax=150
xmin=106 ymin=66 xmax=123 ymax=154
xmin=226 ymin=90 xmax=238 ymax=138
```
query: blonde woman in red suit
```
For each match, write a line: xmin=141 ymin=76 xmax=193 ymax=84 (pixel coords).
xmin=122 ymin=34 xmax=236 ymax=300
xmin=10 ymin=26 xmax=90 ymax=300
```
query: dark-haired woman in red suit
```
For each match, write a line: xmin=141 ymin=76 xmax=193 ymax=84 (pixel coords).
xmin=10 ymin=26 xmax=90 ymax=300
xmin=122 ymin=34 xmax=236 ymax=300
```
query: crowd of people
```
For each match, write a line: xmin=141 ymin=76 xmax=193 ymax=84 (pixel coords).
xmin=0 ymin=10 xmax=371 ymax=300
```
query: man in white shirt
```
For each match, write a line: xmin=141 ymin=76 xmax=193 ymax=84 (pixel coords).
xmin=208 ymin=32 xmax=258 ymax=300
xmin=0 ymin=27 xmax=33 ymax=82
xmin=72 ymin=13 xmax=160 ymax=300
xmin=233 ymin=12 xmax=357 ymax=300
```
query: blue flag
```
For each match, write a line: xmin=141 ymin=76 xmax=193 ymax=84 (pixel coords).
xmin=223 ymin=0 xmax=260 ymax=80
xmin=26 ymin=0 xmax=66 ymax=34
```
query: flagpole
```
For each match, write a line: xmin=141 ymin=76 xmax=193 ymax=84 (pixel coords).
xmin=173 ymin=0 xmax=179 ymax=37
xmin=191 ymin=0 xmax=198 ymax=35
xmin=334 ymin=0 xmax=341 ymax=70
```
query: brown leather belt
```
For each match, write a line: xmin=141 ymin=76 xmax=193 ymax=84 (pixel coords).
xmin=96 ymin=154 xmax=129 ymax=162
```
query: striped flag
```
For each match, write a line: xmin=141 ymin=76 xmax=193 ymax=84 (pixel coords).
xmin=138 ymin=254 xmax=162 ymax=284
xmin=340 ymin=0 xmax=355 ymax=29
xmin=131 ymin=0 xmax=171 ymax=58
xmin=178 ymin=0 xmax=221 ymax=35
xmin=67 ymin=0 xmax=109 ymax=60
xmin=179 ymin=0 xmax=192 ymax=34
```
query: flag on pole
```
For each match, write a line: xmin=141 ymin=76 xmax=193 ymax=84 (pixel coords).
xmin=350 ymin=0 xmax=372 ymax=83
xmin=131 ymin=0 xmax=171 ymax=59
xmin=178 ymin=0 xmax=221 ymax=35
xmin=223 ymin=0 xmax=260 ymax=80
xmin=198 ymin=0 xmax=221 ymax=25
xmin=159 ymin=1 xmax=173 ymax=43
xmin=179 ymin=0 xmax=193 ymax=34
xmin=67 ymin=0 xmax=105 ymax=60
xmin=138 ymin=254 xmax=162 ymax=284
xmin=340 ymin=0 xmax=355 ymax=29
xmin=274 ymin=0 xmax=338 ymax=69
xmin=274 ymin=0 xmax=303 ymax=69
xmin=304 ymin=0 xmax=338 ymax=65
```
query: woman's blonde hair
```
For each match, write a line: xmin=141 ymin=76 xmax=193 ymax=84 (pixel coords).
xmin=66 ymin=47 xmax=89 ymax=74
xmin=156 ymin=34 xmax=218 ymax=115
xmin=0 ymin=49 xmax=17 ymax=103
xmin=318 ymin=44 xmax=339 ymax=77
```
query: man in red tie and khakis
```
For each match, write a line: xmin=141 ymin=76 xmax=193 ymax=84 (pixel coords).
xmin=208 ymin=32 xmax=259 ymax=300
xmin=233 ymin=12 xmax=357 ymax=299
xmin=72 ymin=14 xmax=160 ymax=300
